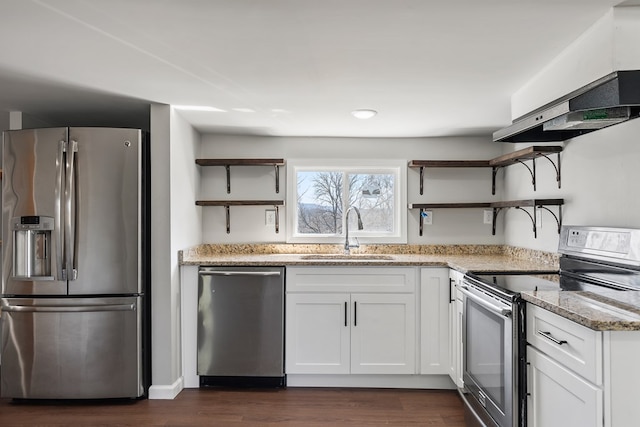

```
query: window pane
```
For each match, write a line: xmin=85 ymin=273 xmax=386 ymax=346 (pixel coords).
xmin=296 ymin=170 xmax=344 ymax=234
xmin=348 ymin=173 xmax=395 ymax=233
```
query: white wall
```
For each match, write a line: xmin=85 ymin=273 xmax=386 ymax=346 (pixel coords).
xmin=512 ymin=6 xmax=640 ymax=119
xmin=0 ymin=111 xmax=8 ymax=132
xmin=149 ymin=105 xmax=174 ymax=394
xmin=149 ymin=105 xmax=202 ymax=398
xmin=504 ymin=119 xmax=640 ymax=252
xmin=199 ymin=134 xmax=504 ymax=245
xmin=503 ymin=5 xmax=640 ymax=253
xmin=169 ymin=108 xmax=202 ymax=381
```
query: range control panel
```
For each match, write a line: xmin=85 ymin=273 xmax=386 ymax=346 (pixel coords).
xmin=566 ymin=228 xmax=631 ymax=254
xmin=560 ymin=226 xmax=640 ymax=266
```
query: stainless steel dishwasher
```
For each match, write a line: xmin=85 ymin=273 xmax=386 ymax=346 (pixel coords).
xmin=197 ymin=266 xmax=285 ymax=387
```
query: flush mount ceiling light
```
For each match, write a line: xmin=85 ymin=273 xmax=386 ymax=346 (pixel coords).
xmin=174 ymin=105 xmax=226 ymax=112
xmin=351 ymin=109 xmax=377 ymax=119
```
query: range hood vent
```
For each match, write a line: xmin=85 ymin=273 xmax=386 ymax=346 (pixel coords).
xmin=493 ymin=71 xmax=640 ymax=143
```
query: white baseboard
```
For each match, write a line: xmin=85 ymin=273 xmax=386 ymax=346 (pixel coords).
xmin=148 ymin=376 xmax=184 ymax=399
xmin=286 ymin=374 xmax=456 ymax=389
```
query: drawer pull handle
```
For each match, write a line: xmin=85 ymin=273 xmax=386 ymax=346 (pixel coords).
xmin=538 ymin=330 xmax=567 ymax=345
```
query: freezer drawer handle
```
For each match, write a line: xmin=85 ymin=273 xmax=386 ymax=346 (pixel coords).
xmin=2 ymin=303 xmax=136 ymax=313
xmin=199 ymin=270 xmax=281 ymax=277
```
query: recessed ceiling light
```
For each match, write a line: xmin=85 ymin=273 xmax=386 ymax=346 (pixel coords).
xmin=351 ymin=109 xmax=377 ymax=119
xmin=174 ymin=105 xmax=226 ymax=112
xmin=232 ymin=108 xmax=256 ymax=113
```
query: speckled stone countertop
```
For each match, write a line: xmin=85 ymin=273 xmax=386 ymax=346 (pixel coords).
xmin=179 ymin=244 xmax=559 ymax=274
xmin=522 ymin=290 xmax=640 ymax=331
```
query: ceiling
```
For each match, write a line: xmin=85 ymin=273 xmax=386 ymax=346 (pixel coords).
xmin=0 ymin=0 xmax=633 ymax=138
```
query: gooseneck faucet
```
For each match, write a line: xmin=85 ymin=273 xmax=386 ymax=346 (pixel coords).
xmin=344 ymin=206 xmax=364 ymax=255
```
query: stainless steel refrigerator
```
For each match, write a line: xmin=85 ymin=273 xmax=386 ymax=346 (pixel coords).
xmin=1 ymin=127 xmax=149 ymax=399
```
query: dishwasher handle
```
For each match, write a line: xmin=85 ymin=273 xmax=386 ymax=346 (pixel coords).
xmin=199 ymin=269 xmax=282 ymax=277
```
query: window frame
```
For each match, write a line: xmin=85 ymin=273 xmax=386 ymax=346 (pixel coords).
xmin=286 ymin=159 xmax=407 ymax=244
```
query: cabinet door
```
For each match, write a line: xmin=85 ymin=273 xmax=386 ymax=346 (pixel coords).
xmin=455 ymin=297 xmax=464 ymax=388
xmin=527 ymin=346 xmax=602 ymax=427
xmin=420 ymin=268 xmax=449 ymax=375
xmin=447 ymin=269 xmax=464 ymax=384
xmin=285 ymin=293 xmax=350 ymax=374
xmin=350 ymin=293 xmax=416 ymax=374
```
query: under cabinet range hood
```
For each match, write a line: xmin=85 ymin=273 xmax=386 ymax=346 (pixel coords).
xmin=493 ymin=70 xmax=640 ymax=142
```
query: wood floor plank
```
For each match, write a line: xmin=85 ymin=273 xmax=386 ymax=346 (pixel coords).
xmin=0 ymin=388 xmax=465 ymax=426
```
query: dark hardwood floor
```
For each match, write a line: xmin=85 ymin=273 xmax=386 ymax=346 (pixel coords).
xmin=0 ymin=387 xmax=465 ymax=426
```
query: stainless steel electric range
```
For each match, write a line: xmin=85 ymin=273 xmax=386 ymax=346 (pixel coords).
xmin=458 ymin=226 xmax=640 ymax=427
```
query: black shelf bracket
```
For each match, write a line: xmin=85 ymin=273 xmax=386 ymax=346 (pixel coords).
xmin=492 ymin=167 xmax=499 ymax=195
xmin=510 ymin=204 xmax=563 ymax=238
xmin=492 ymin=153 xmax=562 ymax=195
xmin=539 ymin=152 xmax=562 ymax=189
xmin=538 ymin=204 xmax=562 ymax=234
xmin=419 ymin=167 xmax=425 ymax=195
xmin=225 ymin=165 xmax=231 ymax=194
xmin=492 ymin=207 xmax=503 ymax=235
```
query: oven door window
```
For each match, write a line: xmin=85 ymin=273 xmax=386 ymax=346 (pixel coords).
xmin=464 ymin=295 xmax=513 ymax=424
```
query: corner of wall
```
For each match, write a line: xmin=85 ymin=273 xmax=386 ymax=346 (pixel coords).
xmin=511 ymin=10 xmax=615 ymax=119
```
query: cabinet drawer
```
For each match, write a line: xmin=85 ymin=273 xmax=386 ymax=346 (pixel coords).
xmin=286 ymin=267 xmax=416 ymax=293
xmin=527 ymin=304 xmax=602 ymax=385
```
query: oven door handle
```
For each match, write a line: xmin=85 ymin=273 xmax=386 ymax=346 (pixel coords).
xmin=459 ymin=285 xmax=512 ymax=317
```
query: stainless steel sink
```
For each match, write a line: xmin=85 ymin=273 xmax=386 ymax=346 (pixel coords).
xmin=300 ymin=254 xmax=395 ymax=261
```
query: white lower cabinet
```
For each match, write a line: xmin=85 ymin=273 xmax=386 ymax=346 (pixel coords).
xmin=285 ymin=267 xmax=416 ymax=376
xmin=526 ymin=303 xmax=640 ymax=427
xmin=351 ymin=293 xmax=415 ymax=374
xmin=420 ymin=268 xmax=449 ymax=375
xmin=285 ymin=292 xmax=415 ymax=374
xmin=285 ymin=293 xmax=351 ymax=374
xmin=447 ymin=269 xmax=464 ymax=387
xmin=527 ymin=346 xmax=602 ymax=427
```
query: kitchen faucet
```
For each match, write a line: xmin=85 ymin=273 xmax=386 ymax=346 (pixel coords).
xmin=344 ymin=206 xmax=364 ymax=255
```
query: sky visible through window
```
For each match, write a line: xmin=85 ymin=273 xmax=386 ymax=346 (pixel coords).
xmin=296 ymin=170 xmax=394 ymax=235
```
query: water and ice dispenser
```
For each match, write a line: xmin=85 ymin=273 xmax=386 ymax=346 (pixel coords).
xmin=12 ymin=216 xmax=54 ymax=279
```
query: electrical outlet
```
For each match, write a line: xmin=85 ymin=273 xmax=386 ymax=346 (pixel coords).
xmin=421 ymin=210 xmax=433 ymax=225
xmin=265 ymin=209 xmax=276 ymax=226
xmin=483 ymin=210 xmax=493 ymax=224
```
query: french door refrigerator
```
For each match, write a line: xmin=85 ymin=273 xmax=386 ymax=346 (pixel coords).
xmin=1 ymin=127 xmax=149 ymax=399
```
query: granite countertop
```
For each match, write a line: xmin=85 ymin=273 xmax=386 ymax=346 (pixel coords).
xmin=522 ymin=290 xmax=640 ymax=331
xmin=180 ymin=244 xmax=640 ymax=331
xmin=179 ymin=244 xmax=560 ymax=274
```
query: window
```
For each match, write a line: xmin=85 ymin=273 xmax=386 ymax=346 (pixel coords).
xmin=287 ymin=160 xmax=406 ymax=244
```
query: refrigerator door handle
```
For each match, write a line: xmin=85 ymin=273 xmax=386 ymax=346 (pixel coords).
xmin=2 ymin=303 xmax=136 ymax=313
xmin=64 ymin=139 xmax=78 ymax=281
xmin=55 ymin=140 xmax=66 ymax=281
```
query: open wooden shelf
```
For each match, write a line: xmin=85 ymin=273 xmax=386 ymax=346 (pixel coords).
xmin=195 ymin=158 xmax=286 ymax=194
xmin=408 ymin=160 xmax=490 ymax=168
xmin=409 ymin=145 xmax=563 ymax=195
xmin=196 ymin=200 xmax=285 ymax=206
xmin=409 ymin=199 xmax=564 ymax=238
xmin=489 ymin=146 xmax=563 ymax=167
xmin=195 ymin=158 xmax=285 ymax=167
